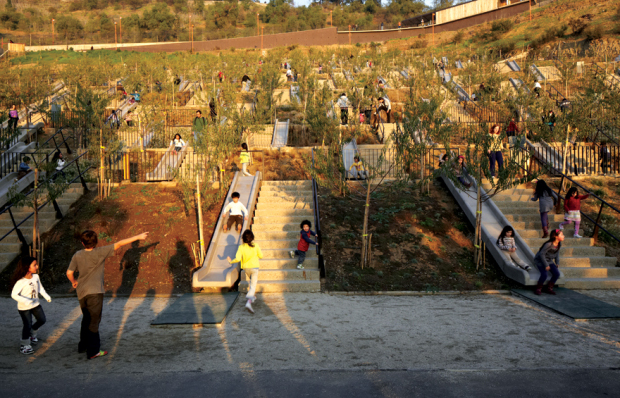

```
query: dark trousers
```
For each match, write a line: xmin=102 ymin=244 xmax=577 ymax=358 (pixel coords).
xmin=340 ymin=108 xmax=348 ymax=125
xmin=537 ymin=262 xmax=560 ymax=285
xmin=18 ymin=305 xmax=46 ymax=340
xmin=540 ymin=212 xmax=549 ymax=228
xmin=79 ymin=293 xmax=104 ymax=358
xmin=295 ymin=249 xmax=307 ymax=265
xmin=488 ymin=151 xmax=503 ymax=177
xmin=8 ymin=117 xmax=18 ymax=131
xmin=226 ymin=215 xmax=243 ymax=230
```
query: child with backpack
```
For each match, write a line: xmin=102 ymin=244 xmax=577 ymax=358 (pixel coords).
xmin=559 ymin=187 xmax=589 ymax=238
xmin=228 ymin=230 xmax=262 ymax=314
xmin=11 ymin=257 xmax=51 ymax=355
xmin=289 ymin=220 xmax=318 ymax=269
xmin=496 ymin=226 xmax=531 ymax=271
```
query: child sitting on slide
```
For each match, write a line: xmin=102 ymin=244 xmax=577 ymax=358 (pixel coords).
xmin=223 ymin=192 xmax=248 ymax=233
xmin=348 ymin=156 xmax=366 ymax=180
xmin=496 ymin=226 xmax=531 ymax=271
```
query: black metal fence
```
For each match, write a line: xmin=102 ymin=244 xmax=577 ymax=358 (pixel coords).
xmin=523 ymin=144 xmax=618 ymax=176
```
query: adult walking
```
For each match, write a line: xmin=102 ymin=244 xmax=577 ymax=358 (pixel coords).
xmin=192 ymin=110 xmax=207 ymax=141
xmin=488 ymin=124 xmax=504 ymax=179
xmin=506 ymin=118 xmax=520 ymax=148
xmin=66 ymin=230 xmax=149 ymax=359
xmin=533 ymin=229 xmax=564 ymax=295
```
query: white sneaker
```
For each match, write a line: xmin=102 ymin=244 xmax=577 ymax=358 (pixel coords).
xmin=30 ymin=336 xmax=38 ymax=345
xmin=20 ymin=345 xmax=34 ymax=355
xmin=289 ymin=250 xmax=295 ymax=259
xmin=297 ymin=264 xmax=304 ymax=270
xmin=574 ymin=234 xmax=582 ymax=238
xmin=245 ymin=301 xmax=254 ymax=314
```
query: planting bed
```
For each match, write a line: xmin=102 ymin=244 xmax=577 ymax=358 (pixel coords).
xmin=320 ymin=180 xmax=514 ymax=292
xmin=0 ymin=184 xmax=222 ymax=296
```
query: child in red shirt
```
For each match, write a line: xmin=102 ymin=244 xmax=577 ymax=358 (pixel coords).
xmin=559 ymin=187 xmax=589 ymax=238
xmin=289 ymin=220 xmax=318 ymax=270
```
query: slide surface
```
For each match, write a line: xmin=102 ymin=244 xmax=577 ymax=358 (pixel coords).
xmin=192 ymin=172 xmax=261 ymax=288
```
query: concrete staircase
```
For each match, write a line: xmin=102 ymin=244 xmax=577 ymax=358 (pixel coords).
xmin=0 ymin=183 xmax=91 ymax=271
xmin=491 ymin=183 xmax=620 ymax=289
xmin=239 ymin=180 xmax=321 ymax=293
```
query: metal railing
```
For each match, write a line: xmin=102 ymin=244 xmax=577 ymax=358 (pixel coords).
xmin=0 ymin=151 xmax=91 ymax=253
xmin=518 ymin=145 xmax=620 ymax=243
xmin=525 ymin=143 xmax=618 ymax=176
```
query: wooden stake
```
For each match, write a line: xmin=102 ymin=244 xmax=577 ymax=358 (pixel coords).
xmin=360 ymin=177 xmax=372 ymax=269
xmin=196 ymin=174 xmax=205 ymax=264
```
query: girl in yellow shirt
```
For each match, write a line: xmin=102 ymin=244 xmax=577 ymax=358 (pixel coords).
xmin=228 ymin=230 xmax=262 ymax=313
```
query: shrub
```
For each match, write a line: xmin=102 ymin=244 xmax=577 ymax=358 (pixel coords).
xmin=494 ymin=40 xmax=516 ymax=56
xmin=584 ymin=25 xmax=604 ymax=41
xmin=452 ymin=30 xmax=464 ymax=44
xmin=568 ymin=18 xmax=587 ymax=35
xmin=409 ymin=39 xmax=427 ymax=49
xmin=491 ymin=19 xmax=512 ymax=33
xmin=531 ymin=26 xmax=565 ymax=49
xmin=592 ymin=188 xmax=605 ymax=198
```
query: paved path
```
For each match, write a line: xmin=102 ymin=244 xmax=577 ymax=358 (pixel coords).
xmin=1 ymin=292 xmax=619 ymax=395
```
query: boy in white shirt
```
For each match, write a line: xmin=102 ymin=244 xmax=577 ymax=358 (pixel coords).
xmin=223 ymin=192 xmax=248 ymax=233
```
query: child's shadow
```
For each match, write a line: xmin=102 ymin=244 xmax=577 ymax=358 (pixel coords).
xmin=117 ymin=241 xmax=159 ymax=294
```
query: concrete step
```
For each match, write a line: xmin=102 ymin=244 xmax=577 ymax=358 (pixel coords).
xmin=0 ymin=211 xmax=57 ymax=221
xmin=261 ymin=248 xmax=317 ymax=259
xmin=241 ymin=268 xmax=320 ymax=281
xmin=253 ymin=216 xmax=309 ymax=225
xmin=562 ymin=278 xmax=620 ymax=289
xmin=254 ymin=209 xmax=314 ymax=217
xmin=262 ymin=180 xmax=312 ymax=186
xmin=0 ymin=233 xmax=33 ymax=244
xmin=519 ymin=228 xmax=582 ymax=238
xmin=258 ymin=196 xmax=313 ymax=204
xmin=260 ymin=188 xmax=313 ymax=196
xmin=561 ymin=267 xmax=620 ymax=278
xmin=254 ymin=231 xmax=301 ymax=240
xmin=559 ymin=256 xmax=617 ymax=268
xmin=259 ymin=191 xmax=313 ymax=199
xmin=255 ymin=239 xmax=301 ymax=249
xmin=557 ymin=246 xmax=606 ymax=257
xmin=239 ymin=280 xmax=321 ymax=293
xmin=0 ymin=242 xmax=21 ymax=253
xmin=493 ymin=189 xmax=536 ymax=196
xmin=494 ymin=201 xmax=539 ymax=210
xmin=505 ymin=214 xmax=564 ymax=223
xmin=0 ymin=252 xmax=18 ymax=264
xmin=253 ymin=223 xmax=307 ymax=232
xmin=0 ymin=219 xmax=56 ymax=230
xmin=493 ymin=195 xmax=537 ymax=203
xmin=256 ymin=258 xmax=319 ymax=269
xmin=255 ymin=202 xmax=313 ymax=210
xmin=524 ymin=237 xmax=595 ymax=247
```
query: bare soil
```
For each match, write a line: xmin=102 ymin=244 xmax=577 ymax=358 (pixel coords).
xmin=320 ymin=179 xmax=515 ymax=291
xmin=0 ymin=184 xmax=222 ymax=296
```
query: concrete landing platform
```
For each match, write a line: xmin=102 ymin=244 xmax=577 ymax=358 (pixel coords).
xmin=151 ymin=292 xmax=239 ymax=326
xmin=512 ymin=288 xmax=620 ymax=320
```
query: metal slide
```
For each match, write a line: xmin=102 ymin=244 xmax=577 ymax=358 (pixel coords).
xmin=509 ymin=78 xmax=530 ymax=94
xmin=530 ymin=64 xmax=545 ymax=81
xmin=455 ymin=60 xmax=464 ymax=69
xmin=342 ymin=139 xmax=360 ymax=179
xmin=507 ymin=60 xmax=521 ymax=72
xmin=441 ymin=56 xmax=448 ymax=65
xmin=377 ymin=75 xmax=392 ymax=89
xmin=271 ymin=119 xmax=289 ymax=148
xmin=290 ymin=85 xmax=300 ymax=103
xmin=192 ymin=172 xmax=261 ymax=289
xmin=442 ymin=175 xmax=564 ymax=286
xmin=146 ymin=145 xmax=188 ymax=181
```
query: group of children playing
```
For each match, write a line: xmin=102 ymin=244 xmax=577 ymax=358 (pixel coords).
xmin=495 ymin=179 xmax=589 ymax=295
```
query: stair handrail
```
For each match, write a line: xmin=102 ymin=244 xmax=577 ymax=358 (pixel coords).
xmin=311 ymin=150 xmax=324 ymax=277
xmin=518 ymin=145 xmax=620 ymax=244
xmin=38 ymin=127 xmax=74 ymax=155
xmin=591 ymin=63 xmax=620 ymax=88
xmin=0 ymin=151 xmax=92 ymax=251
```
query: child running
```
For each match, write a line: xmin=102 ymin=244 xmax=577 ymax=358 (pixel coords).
xmin=227 ymin=230 xmax=262 ymax=314
xmin=496 ymin=226 xmax=531 ymax=271
xmin=223 ymin=192 xmax=249 ymax=233
xmin=530 ymin=179 xmax=556 ymax=238
xmin=289 ymin=220 xmax=318 ymax=269
xmin=533 ymin=229 xmax=564 ymax=295
xmin=240 ymin=143 xmax=252 ymax=177
xmin=11 ymin=256 xmax=51 ymax=355
xmin=559 ymin=187 xmax=589 ymax=238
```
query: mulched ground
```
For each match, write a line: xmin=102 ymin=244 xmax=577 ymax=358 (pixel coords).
xmin=0 ymin=184 xmax=222 ymax=296
xmin=320 ymin=179 xmax=516 ymax=292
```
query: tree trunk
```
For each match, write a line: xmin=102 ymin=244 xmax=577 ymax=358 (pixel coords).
xmin=360 ymin=177 xmax=372 ymax=269
xmin=196 ymin=174 xmax=205 ymax=264
xmin=32 ymin=169 xmax=39 ymax=263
